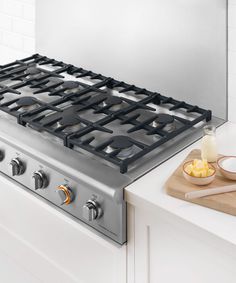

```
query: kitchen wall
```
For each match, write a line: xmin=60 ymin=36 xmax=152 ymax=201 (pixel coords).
xmin=37 ymin=0 xmax=227 ymax=120
xmin=229 ymin=0 xmax=236 ymax=122
xmin=0 ymin=0 xmax=35 ymax=61
xmin=0 ymin=0 xmax=235 ymax=122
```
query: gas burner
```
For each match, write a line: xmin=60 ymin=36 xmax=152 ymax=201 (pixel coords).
xmin=152 ymin=113 xmax=176 ymax=132
xmin=62 ymin=81 xmax=82 ymax=94
xmin=24 ymin=66 xmax=42 ymax=79
xmin=27 ymin=67 xmax=41 ymax=76
xmin=56 ymin=107 xmax=82 ymax=133
xmin=48 ymin=78 xmax=63 ymax=84
xmin=63 ymin=81 xmax=79 ymax=89
xmin=102 ymin=96 xmax=123 ymax=111
xmin=58 ymin=122 xmax=81 ymax=133
xmin=106 ymin=136 xmax=135 ymax=159
xmin=16 ymin=97 xmax=39 ymax=112
xmin=32 ymin=78 xmax=82 ymax=96
xmin=43 ymin=77 xmax=64 ymax=88
xmin=40 ymin=79 xmax=83 ymax=95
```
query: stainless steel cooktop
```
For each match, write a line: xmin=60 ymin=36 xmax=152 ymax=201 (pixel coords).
xmin=0 ymin=54 xmax=224 ymax=244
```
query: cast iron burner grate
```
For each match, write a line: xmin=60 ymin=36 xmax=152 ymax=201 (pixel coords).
xmin=0 ymin=54 xmax=212 ymax=173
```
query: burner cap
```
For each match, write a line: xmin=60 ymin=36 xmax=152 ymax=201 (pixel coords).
xmin=89 ymin=94 xmax=108 ymax=104
xmin=59 ymin=107 xmax=80 ymax=126
xmin=105 ymin=96 xmax=122 ymax=105
xmin=27 ymin=67 xmax=41 ymax=75
xmin=110 ymin=136 xmax=133 ymax=150
xmin=155 ymin=114 xmax=174 ymax=124
xmin=16 ymin=97 xmax=37 ymax=106
xmin=49 ymin=78 xmax=63 ymax=84
xmin=63 ymin=81 xmax=80 ymax=89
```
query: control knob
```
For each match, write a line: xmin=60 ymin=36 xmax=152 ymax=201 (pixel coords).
xmin=57 ymin=185 xmax=73 ymax=205
xmin=32 ymin=170 xmax=48 ymax=190
xmin=82 ymin=200 xmax=102 ymax=221
xmin=10 ymin=158 xmax=24 ymax=176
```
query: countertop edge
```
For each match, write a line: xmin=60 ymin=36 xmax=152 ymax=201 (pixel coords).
xmin=125 ymin=121 xmax=236 ymax=247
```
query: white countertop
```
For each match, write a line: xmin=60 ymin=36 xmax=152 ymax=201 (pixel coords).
xmin=125 ymin=122 xmax=236 ymax=245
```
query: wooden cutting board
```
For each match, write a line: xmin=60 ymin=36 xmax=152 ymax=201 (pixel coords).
xmin=165 ymin=149 xmax=236 ymax=216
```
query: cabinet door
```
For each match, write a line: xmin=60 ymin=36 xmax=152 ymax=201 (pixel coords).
xmin=0 ymin=247 xmax=41 ymax=283
xmin=129 ymin=204 xmax=236 ymax=283
xmin=0 ymin=174 xmax=126 ymax=283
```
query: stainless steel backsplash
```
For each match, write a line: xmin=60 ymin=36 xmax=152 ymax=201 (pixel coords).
xmin=36 ymin=0 xmax=227 ymax=119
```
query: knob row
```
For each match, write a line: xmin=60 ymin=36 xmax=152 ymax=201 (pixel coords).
xmin=9 ymin=158 xmax=48 ymax=189
xmin=8 ymin=157 xmax=102 ymax=221
xmin=9 ymin=157 xmax=73 ymax=205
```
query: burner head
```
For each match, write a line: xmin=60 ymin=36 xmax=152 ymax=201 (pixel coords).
xmin=106 ymin=96 xmax=122 ymax=106
xmin=110 ymin=135 xmax=133 ymax=149
xmin=27 ymin=67 xmax=41 ymax=76
xmin=16 ymin=97 xmax=39 ymax=112
xmin=48 ymin=78 xmax=63 ymax=84
xmin=57 ymin=107 xmax=81 ymax=132
xmin=106 ymin=136 xmax=135 ymax=159
xmin=59 ymin=107 xmax=80 ymax=126
xmin=152 ymin=114 xmax=175 ymax=132
xmin=102 ymin=96 xmax=123 ymax=111
xmin=63 ymin=81 xmax=81 ymax=94
xmin=63 ymin=81 xmax=80 ymax=89
xmin=17 ymin=97 xmax=37 ymax=106
xmin=155 ymin=114 xmax=174 ymax=124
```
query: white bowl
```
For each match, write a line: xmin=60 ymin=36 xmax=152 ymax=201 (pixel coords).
xmin=217 ymin=156 xmax=236 ymax=180
xmin=182 ymin=160 xmax=216 ymax=186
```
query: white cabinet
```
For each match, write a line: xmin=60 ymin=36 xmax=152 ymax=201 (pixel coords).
xmin=127 ymin=203 xmax=236 ymax=283
xmin=6 ymin=167 xmax=236 ymax=283
xmin=0 ymin=174 xmax=126 ymax=283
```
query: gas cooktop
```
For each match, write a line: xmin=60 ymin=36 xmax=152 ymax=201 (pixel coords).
xmin=0 ymin=53 xmax=224 ymax=244
xmin=0 ymin=54 xmax=212 ymax=174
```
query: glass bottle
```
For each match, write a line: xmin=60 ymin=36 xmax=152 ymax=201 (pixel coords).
xmin=201 ymin=125 xmax=218 ymax=162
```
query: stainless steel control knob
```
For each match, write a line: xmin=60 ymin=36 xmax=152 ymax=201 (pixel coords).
xmin=10 ymin=158 xmax=24 ymax=176
xmin=33 ymin=170 xmax=48 ymax=190
xmin=82 ymin=200 xmax=102 ymax=222
xmin=56 ymin=185 xmax=73 ymax=205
